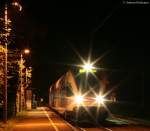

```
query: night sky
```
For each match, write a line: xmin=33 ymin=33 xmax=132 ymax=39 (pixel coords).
xmin=1 ymin=1 xmax=150 ymax=103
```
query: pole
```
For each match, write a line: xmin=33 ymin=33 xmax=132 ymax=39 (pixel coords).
xmin=25 ymin=68 xmax=27 ymax=110
xmin=26 ymin=68 xmax=27 ymax=88
xmin=20 ymin=54 xmax=23 ymax=111
xmin=4 ymin=41 xmax=7 ymax=123
xmin=142 ymin=71 xmax=144 ymax=107
xmin=4 ymin=4 xmax=8 ymax=123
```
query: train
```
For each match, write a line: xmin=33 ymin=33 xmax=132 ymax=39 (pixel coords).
xmin=49 ymin=69 xmax=113 ymax=122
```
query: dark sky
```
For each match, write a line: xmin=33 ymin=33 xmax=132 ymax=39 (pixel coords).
xmin=1 ymin=0 xmax=150 ymax=102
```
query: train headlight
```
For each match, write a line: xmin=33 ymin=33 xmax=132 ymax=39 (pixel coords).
xmin=95 ymin=95 xmax=105 ymax=104
xmin=75 ymin=95 xmax=84 ymax=104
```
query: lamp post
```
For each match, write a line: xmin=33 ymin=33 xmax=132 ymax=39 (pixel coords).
xmin=3 ymin=3 xmax=12 ymax=123
xmin=20 ymin=49 xmax=30 ymax=111
xmin=4 ymin=4 xmax=8 ymax=123
xmin=2 ymin=1 xmax=22 ymax=123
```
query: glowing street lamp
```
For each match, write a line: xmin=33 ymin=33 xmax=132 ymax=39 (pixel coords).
xmin=24 ymin=49 xmax=30 ymax=54
xmin=12 ymin=1 xmax=23 ymax=11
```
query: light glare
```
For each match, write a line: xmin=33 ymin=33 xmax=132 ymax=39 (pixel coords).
xmin=75 ymin=96 xmax=84 ymax=104
xmin=12 ymin=2 xmax=22 ymax=11
xmin=96 ymin=95 xmax=104 ymax=104
xmin=24 ymin=49 xmax=30 ymax=54
xmin=83 ymin=63 xmax=94 ymax=71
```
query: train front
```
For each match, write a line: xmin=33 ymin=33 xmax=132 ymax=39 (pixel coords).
xmin=72 ymin=69 xmax=110 ymax=122
xmin=73 ymin=92 xmax=108 ymax=122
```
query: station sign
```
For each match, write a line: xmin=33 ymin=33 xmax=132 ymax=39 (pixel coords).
xmin=79 ymin=69 xmax=97 ymax=73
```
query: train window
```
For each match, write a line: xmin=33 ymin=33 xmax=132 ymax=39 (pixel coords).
xmin=78 ymin=73 xmax=100 ymax=93
xmin=61 ymin=86 xmax=66 ymax=96
xmin=66 ymin=84 xmax=73 ymax=97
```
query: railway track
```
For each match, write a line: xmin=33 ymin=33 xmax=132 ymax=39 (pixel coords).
xmin=43 ymin=107 xmax=150 ymax=131
xmin=43 ymin=107 xmax=114 ymax=131
xmin=79 ymin=127 xmax=113 ymax=131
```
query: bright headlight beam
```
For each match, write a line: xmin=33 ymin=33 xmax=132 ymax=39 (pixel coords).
xmin=75 ymin=96 xmax=84 ymax=104
xmin=83 ymin=63 xmax=93 ymax=71
xmin=96 ymin=95 xmax=104 ymax=104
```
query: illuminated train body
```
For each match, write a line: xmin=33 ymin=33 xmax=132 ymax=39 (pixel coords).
xmin=49 ymin=70 xmax=110 ymax=121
